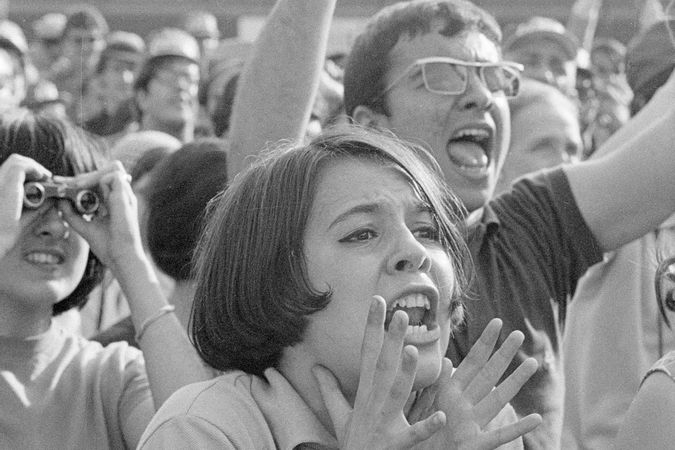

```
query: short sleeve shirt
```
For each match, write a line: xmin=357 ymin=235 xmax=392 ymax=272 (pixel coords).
xmin=446 ymin=168 xmax=603 ymax=446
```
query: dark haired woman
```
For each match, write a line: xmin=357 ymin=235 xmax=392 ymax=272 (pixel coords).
xmin=139 ymin=126 xmax=541 ymax=449
xmin=0 ymin=110 xmax=210 ymax=448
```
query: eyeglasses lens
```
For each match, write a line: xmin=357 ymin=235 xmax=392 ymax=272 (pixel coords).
xmin=422 ymin=62 xmax=467 ymax=94
xmin=422 ymin=62 xmax=519 ymax=97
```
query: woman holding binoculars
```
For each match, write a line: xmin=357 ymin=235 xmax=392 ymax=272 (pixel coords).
xmin=0 ymin=109 xmax=211 ymax=448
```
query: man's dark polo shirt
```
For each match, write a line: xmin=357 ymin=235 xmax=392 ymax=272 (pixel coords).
xmin=447 ymin=168 xmax=603 ymax=449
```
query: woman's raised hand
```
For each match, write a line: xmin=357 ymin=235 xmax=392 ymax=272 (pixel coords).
xmin=0 ymin=154 xmax=52 ymax=258
xmin=58 ymin=161 xmax=143 ymax=270
xmin=313 ymin=295 xmax=446 ymax=449
xmin=408 ymin=318 xmax=542 ymax=449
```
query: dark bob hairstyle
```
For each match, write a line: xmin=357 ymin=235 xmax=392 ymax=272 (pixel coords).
xmin=147 ymin=138 xmax=228 ymax=281
xmin=191 ymin=124 xmax=471 ymax=376
xmin=0 ymin=109 xmax=107 ymax=315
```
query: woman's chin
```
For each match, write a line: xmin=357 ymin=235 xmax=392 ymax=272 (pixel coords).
xmin=412 ymin=357 xmax=443 ymax=391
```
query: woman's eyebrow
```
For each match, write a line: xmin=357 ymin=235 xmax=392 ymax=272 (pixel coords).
xmin=328 ymin=203 xmax=381 ymax=230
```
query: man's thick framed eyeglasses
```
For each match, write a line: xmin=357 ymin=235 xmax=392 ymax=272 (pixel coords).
xmin=382 ymin=57 xmax=524 ymax=98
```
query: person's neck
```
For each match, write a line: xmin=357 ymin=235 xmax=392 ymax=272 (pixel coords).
xmin=0 ymin=296 xmax=52 ymax=338
xmin=141 ymin=117 xmax=193 ymax=143
xmin=278 ymin=347 xmax=339 ymax=435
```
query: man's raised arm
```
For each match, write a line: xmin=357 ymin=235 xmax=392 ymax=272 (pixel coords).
xmin=565 ymin=68 xmax=675 ymax=252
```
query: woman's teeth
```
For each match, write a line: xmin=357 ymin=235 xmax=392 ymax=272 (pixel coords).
xmin=26 ymin=253 xmax=61 ymax=264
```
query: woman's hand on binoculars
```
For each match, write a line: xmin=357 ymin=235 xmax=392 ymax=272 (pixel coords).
xmin=0 ymin=154 xmax=52 ymax=258
xmin=59 ymin=162 xmax=143 ymax=269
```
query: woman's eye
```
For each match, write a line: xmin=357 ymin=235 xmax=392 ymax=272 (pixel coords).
xmin=414 ymin=225 xmax=440 ymax=241
xmin=340 ymin=229 xmax=377 ymax=243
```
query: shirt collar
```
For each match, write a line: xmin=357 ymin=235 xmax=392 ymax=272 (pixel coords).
xmin=251 ymin=368 xmax=338 ymax=450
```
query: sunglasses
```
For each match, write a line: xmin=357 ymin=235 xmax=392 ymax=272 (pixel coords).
xmin=382 ymin=56 xmax=523 ymax=98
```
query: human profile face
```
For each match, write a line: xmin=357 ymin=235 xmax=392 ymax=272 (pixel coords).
xmin=379 ymin=27 xmax=510 ymax=212
xmin=138 ymin=58 xmax=200 ymax=131
xmin=296 ymin=158 xmax=461 ymax=401
xmin=506 ymin=39 xmax=576 ymax=95
xmin=0 ymin=200 xmax=89 ymax=328
xmin=497 ymin=95 xmax=581 ymax=192
xmin=63 ymin=28 xmax=105 ymax=72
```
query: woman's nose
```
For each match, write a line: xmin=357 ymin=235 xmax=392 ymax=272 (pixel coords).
xmin=33 ymin=205 xmax=70 ymax=240
xmin=387 ymin=230 xmax=431 ymax=274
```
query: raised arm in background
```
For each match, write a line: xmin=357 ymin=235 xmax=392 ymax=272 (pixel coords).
xmin=226 ymin=0 xmax=337 ymax=178
xmin=566 ymin=0 xmax=602 ymax=62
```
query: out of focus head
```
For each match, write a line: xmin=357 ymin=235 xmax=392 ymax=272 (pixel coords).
xmin=591 ymin=38 xmax=626 ymax=80
xmin=182 ymin=11 xmax=220 ymax=60
xmin=504 ymin=16 xmax=578 ymax=97
xmin=30 ymin=13 xmax=66 ymax=73
xmin=344 ymin=0 xmax=515 ymax=213
xmin=94 ymin=31 xmax=145 ymax=100
xmin=134 ymin=28 xmax=200 ymax=138
xmin=191 ymin=125 xmax=470 ymax=389
xmin=497 ymin=78 xmax=581 ymax=193
xmin=626 ymin=19 xmax=675 ymax=116
xmin=0 ymin=109 xmax=106 ymax=314
xmin=0 ymin=20 xmax=29 ymax=110
xmin=61 ymin=5 xmax=108 ymax=72
xmin=146 ymin=139 xmax=228 ymax=282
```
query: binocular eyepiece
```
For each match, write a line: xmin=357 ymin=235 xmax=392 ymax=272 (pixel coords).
xmin=23 ymin=180 xmax=100 ymax=215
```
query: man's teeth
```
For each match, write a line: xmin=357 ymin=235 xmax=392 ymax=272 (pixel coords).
xmin=453 ymin=128 xmax=490 ymax=140
xmin=391 ymin=294 xmax=431 ymax=310
xmin=26 ymin=253 xmax=61 ymax=264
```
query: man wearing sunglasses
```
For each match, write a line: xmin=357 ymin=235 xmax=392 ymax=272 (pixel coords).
xmin=341 ymin=1 xmax=675 ymax=448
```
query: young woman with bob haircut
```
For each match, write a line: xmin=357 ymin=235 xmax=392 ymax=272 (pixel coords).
xmin=0 ymin=109 xmax=210 ymax=448
xmin=139 ymin=125 xmax=541 ymax=449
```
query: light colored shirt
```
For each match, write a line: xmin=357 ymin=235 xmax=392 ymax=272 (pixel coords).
xmin=138 ymin=368 xmax=338 ymax=450
xmin=561 ymin=214 xmax=675 ymax=450
xmin=0 ymin=324 xmax=151 ymax=449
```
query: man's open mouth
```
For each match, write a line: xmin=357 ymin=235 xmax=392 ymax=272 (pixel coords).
xmin=446 ymin=127 xmax=492 ymax=177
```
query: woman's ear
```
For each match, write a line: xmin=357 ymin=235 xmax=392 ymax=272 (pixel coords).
xmin=351 ymin=105 xmax=391 ymax=131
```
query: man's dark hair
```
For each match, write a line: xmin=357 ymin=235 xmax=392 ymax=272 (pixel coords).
xmin=343 ymin=0 xmax=502 ymax=117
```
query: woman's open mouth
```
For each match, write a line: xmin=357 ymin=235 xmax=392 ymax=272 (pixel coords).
xmin=385 ymin=293 xmax=440 ymax=345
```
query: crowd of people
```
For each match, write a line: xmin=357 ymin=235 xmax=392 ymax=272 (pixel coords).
xmin=1 ymin=0 xmax=674 ymax=448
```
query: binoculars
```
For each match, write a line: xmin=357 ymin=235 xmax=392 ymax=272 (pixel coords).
xmin=23 ymin=180 xmax=100 ymax=215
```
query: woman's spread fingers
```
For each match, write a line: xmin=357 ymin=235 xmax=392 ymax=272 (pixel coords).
xmin=474 ymin=357 xmax=539 ymax=428
xmin=481 ymin=413 xmax=542 ymax=449
xmin=313 ymin=365 xmax=352 ymax=438
xmin=407 ymin=378 xmax=440 ymax=424
xmin=381 ymin=345 xmax=418 ymax=416
xmin=452 ymin=318 xmax=503 ymax=388
xmin=463 ymin=330 xmax=525 ymax=404
xmin=368 ymin=310 xmax=408 ymax=408
xmin=354 ymin=296 xmax=387 ymax=407
xmin=395 ymin=411 xmax=446 ymax=449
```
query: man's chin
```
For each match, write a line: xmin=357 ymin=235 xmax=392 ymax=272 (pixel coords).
xmin=456 ymin=186 xmax=493 ymax=212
